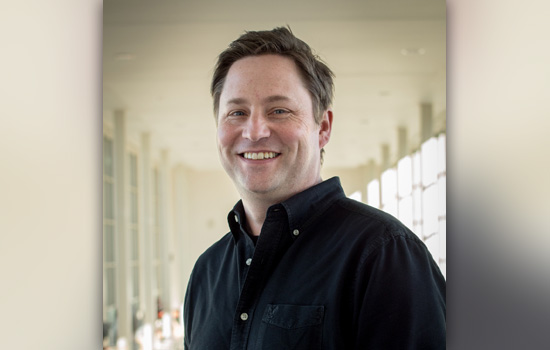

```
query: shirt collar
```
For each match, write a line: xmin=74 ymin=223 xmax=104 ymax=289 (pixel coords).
xmin=280 ymin=177 xmax=345 ymax=234
xmin=227 ymin=177 xmax=345 ymax=243
xmin=227 ymin=200 xmax=247 ymax=243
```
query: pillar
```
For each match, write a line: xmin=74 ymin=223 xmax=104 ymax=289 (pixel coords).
xmin=114 ymin=109 xmax=132 ymax=342
xmin=381 ymin=143 xmax=390 ymax=171
xmin=398 ymin=126 xmax=408 ymax=159
xmin=421 ymin=103 xmax=433 ymax=143
xmin=139 ymin=133 xmax=155 ymax=326
xmin=159 ymin=150 xmax=172 ymax=315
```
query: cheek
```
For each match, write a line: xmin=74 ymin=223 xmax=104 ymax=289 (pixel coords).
xmin=278 ymin=121 xmax=307 ymax=140
xmin=217 ymin=125 xmax=235 ymax=150
xmin=287 ymin=124 xmax=318 ymax=148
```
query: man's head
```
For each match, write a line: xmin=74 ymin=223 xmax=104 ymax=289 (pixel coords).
xmin=212 ymin=27 xmax=334 ymax=203
xmin=211 ymin=26 xmax=334 ymax=126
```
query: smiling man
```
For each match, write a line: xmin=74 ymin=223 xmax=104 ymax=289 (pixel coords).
xmin=216 ymin=53 xmax=332 ymax=237
xmin=184 ymin=27 xmax=446 ymax=350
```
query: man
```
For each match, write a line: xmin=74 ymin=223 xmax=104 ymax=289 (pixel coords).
xmin=184 ymin=27 xmax=446 ymax=349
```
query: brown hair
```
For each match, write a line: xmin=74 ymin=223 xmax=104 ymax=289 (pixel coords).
xmin=211 ymin=26 xmax=334 ymax=125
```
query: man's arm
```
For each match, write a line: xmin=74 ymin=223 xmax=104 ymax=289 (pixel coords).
xmin=353 ymin=234 xmax=446 ymax=349
xmin=183 ymin=270 xmax=194 ymax=350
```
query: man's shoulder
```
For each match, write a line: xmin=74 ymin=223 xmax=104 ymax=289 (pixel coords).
xmin=336 ymin=197 xmax=409 ymax=231
xmin=330 ymin=196 xmax=422 ymax=243
xmin=328 ymin=197 xmax=439 ymax=275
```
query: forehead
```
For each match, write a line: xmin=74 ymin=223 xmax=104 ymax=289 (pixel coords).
xmin=220 ymin=54 xmax=308 ymax=101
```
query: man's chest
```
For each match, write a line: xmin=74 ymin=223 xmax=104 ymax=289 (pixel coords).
xmin=187 ymin=243 xmax=356 ymax=350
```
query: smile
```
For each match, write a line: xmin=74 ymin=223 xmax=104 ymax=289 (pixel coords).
xmin=241 ymin=152 xmax=280 ymax=160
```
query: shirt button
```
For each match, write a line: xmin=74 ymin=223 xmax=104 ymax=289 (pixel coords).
xmin=234 ymin=215 xmax=239 ymax=223
xmin=292 ymin=229 xmax=300 ymax=236
xmin=246 ymin=258 xmax=252 ymax=266
xmin=240 ymin=313 xmax=248 ymax=321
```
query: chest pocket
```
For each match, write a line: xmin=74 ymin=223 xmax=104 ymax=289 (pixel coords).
xmin=256 ymin=304 xmax=324 ymax=350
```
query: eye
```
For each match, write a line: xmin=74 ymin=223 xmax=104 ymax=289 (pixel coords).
xmin=228 ymin=110 xmax=246 ymax=117
xmin=271 ymin=109 xmax=289 ymax=116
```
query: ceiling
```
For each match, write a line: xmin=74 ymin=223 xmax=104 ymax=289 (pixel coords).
xmin=103 ymin=0 xmax=446 ymax=170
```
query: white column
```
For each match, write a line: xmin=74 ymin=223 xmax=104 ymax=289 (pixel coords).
xmin=381 ymin=143 xmax=390 ymax=171
xmin=171 ymin=165 xmax=186 ymax=311
xmin=421 ymin=103 xmax=433 ymax=143
xmin=159 ymin=150 xmax=172 ymax=314
xmin=114 ymin=109 xmax=132 ymax=342
xmin=139 ymin=133 xmax=156 ymax=325
xmin=174 ymin=165 xmax=194 ymax=308
xmin=397 ymin=126 xmax=408 ymax=159
xmin=366 ymin=159 xmax=378 ymax=183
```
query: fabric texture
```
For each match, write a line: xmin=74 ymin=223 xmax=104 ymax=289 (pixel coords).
xmin=184 ymin=177 xmax=446 ymax=349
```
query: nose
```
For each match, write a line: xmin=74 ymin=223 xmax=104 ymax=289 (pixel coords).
xmin=242 ymin=112 xmax=270 ymax=141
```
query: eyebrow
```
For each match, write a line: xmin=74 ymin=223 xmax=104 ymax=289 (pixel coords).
xmin=226 ymin=97 xmax=247 ymax=106
xmin=225 ymin=95 xmax=292 ymax=106
xmin=264 ymin=95 xmax=292 ymax=103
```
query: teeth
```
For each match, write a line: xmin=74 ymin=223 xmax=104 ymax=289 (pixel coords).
xmin=243 ymin=152 xmax=278 ymax=160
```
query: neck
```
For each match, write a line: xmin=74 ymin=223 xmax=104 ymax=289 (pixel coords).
xmin=239 ymin=177 xmax=324 ymax=236
xmin=240 ymin=189 xmax=292 ymax=236
xmin=241 ymin=200 xmax=269 ymax=237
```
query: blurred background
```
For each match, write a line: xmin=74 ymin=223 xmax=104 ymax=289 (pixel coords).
xmin=102 ymin=1 xmax=446 ymax=349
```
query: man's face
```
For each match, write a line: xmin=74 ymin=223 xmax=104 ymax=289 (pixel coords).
xmin=216 ymin=54 xmax=332 ymax=202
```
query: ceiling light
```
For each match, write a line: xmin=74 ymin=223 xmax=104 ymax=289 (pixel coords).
xmin=114 ymin=53 xmax=136 ymax=61
xmin=400 ymin=48 xmax=426 ymax=56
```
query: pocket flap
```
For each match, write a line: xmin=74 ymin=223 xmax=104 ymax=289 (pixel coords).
xmin=262 ymin=304 xmax=324 ymax=329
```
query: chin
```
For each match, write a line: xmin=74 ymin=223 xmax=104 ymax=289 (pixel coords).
xmin=240 ymin=180 xmax=279 ymax=195
xmin=243 ymin=185 xmax=274 ymax=195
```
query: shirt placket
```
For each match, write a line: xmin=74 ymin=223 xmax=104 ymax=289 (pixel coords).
xmin=229 ymin=208 xmax=288 ymax=350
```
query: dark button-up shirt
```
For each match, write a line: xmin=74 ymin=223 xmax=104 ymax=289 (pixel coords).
xmin=184 ymin=177 xmax=446 ymax=349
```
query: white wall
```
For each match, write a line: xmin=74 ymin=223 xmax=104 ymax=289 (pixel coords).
xmin=177 ymin=167 xmax=240 ymax=291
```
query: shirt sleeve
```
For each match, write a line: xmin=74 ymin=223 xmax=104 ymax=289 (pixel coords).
xmin=183 ymin=269 xmax=194 ymax=350
xmin=353 ymin=234 xmax=446 ymax=349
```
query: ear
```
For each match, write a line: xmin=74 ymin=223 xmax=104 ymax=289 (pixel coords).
xmin=318 ymin=109 xmax=333 ymax=149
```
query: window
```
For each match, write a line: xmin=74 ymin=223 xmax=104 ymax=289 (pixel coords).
xmin=421 ymin=137 xmax=440 ymax=264
xmin=381 ymin=168 xmax=398 ymax=217
xmin=412 ymin=151 xmax=423 ymax=236
xmin=348 ymin=190 xmax=362 ymax=202
xmin=103 ymin=136 xmax=116 ymax=313
xmin=397 ymin=156 xmax=413 ymax=230
xmin=367 ymin=179 xmax=380 ymax=208
xmin=369 ymin=133 xmax=446 ymax=277
xmin=437 ymin=134 xmax=446 ymax=277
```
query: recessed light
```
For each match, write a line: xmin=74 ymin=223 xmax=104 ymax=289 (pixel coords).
xmin=114 ymin=53 xmax=136 ymax=61
xmin=400 ymin=48 xmax=426 ymax=56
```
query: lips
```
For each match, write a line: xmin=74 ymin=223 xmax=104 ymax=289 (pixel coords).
xmin=241 ymin=151 xmax=280 ymax=160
